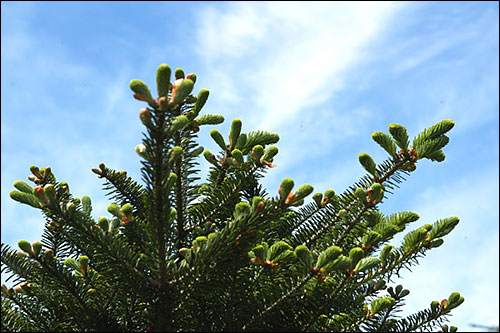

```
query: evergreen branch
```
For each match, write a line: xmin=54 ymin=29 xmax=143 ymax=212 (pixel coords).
xmin=7 ymin=295 xmax=47 ymax=331
xmin=302 ymin=199 xmax=359 ymax=249
xmin=331 ymin=201 xmax=368 ymax=248
xmin=182 ymin=206 xmax=273 ymax=279
xmin=46 ymin=208 xmax=160 ymax=294
xmin=247 ymin=266 xmax=265 ymax=294
xmin=102 ymin=285 xmax=119 ymax=314
xmin=175 ymin=131 xmax=186 ymax=249
xmin=43 ymin=200 xmax=160 ymax=290
xmin=279 ymin=202 xmax=322 ymax=241
xmin=347 ymin=309 xmax=371 ymax=332
xmin=41 ymin=218 xmax=73 ymax=259
xmin=33 ymin=257 xmax=93 ymax=330
xmin=375 ymin=300 xmax=400 ymax=332
xmin=1 ymin=244 xmax=35 ymax=285
xmin=302 ymin=155 xmax=409 ymax=250
xmin=100 ymin=167 xmax=146 ymax=217
xmin=389 ymin=308 xmax=449 ymax=332
xmin=348 ymin=239 xmax=435 ymax=292
xmin=242 ymin=272 xmax=315 ymax=331
xmin=144 ymin=108 xmax=171 ymax=289
xmin=2 ymin=299 xmax=34 ymax=332
xmin=303 ymin=275 xmax=349 ymax=331
xmin=215 ymin=160 xmax=229 ymax=188
xmin=187 ymin=165 xmax=260 ymax=231
xmin=240 ymin=131 xmax=280 ymax=154
xmin=223 ymin=269 xmax=239 ymax=331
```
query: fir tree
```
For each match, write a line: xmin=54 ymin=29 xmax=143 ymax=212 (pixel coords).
xmin=2 ymin=63 xmax=464 ymax=332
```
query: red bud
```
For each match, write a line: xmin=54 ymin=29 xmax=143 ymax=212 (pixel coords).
xmin=284 ymin=192 xmax=296 ymax=205
xmin=33 ymin=186 xmax=47 ymax=203
xmin=139 ymin=108 xmax=152 ymax=126
xmin=133 ymin=93 xmax=148 ymax=101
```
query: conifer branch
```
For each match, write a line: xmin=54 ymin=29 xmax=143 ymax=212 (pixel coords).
xmin=305 ymin=155 xmax=409 ymax=250
xmin=215 ymin=155 xmax=229 ymax=189
xmin=281 ymin=203 xmax=322 ymax=241
xmin=34 ymin=257 xmax=93 ymax=330
xmin=303 ymin=275 xmax=349 ymax=331
xmin=242 ymin=272 xmax=315 ymax=331
xmin=7 ymin=296 xmax=44 ymax=331
xmin=174 ymin=132 xmax=186 ymax=249
xmin=346 ymin=309 xmax=369 ymax=332
xmin=45 ymin=207 xmax=160 ymax=289
xmin=247 ymin=266 xmax=265 ymax=293
xmin=187 ymin=165 xmax=260 ymax=231
xmin=303 ymin=200 xmax=359 ymax=249
xmin=392 ymin=308 xmax=449 ymax=332
xmin=100 ymin=167 xmax=146 ymax=216
xmin=148 ymin=109 xmax=169 ymax=287
xmin=223 ymin=269 xmax=239 ymax=331
xmin=376 ymin=301 xmax=398 ymax=332
xmin=1 ymin=245 xmax=34 ymax=285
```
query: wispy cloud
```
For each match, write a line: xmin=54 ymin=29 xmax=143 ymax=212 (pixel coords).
xmin=195 ymin=2 xmax=404 ymax=132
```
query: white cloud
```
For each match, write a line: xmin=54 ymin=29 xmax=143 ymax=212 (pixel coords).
xmin=195 ymin=2 xmax=404 ymax=132
xmin=195 ymin=4 xmax=269 ymax=61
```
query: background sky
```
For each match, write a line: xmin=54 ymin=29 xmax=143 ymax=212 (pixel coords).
xmin=2 ymin=1 xmax=498 ymax=331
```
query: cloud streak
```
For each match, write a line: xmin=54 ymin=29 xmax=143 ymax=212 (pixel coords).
xmin=195 ymin=2 xmax=404 ymax=131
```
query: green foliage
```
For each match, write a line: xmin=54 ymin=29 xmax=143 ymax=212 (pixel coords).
xmin=9 ymin=191 xmax=41 ymax=209
xmin=2 ymin=63 xmax=463 ymax=332
xmin=130 ymin=79 xmax=156 ymax=107
xmin=156 ymin=63 xmax=172 ymax=98
xmin=229 ymin=119 xmax=242 ymax=149
xmin=196 ymin=114 xmax=224 ymax=125
xmin=359 ymin=153 xmax=377 ymax=177
xmin=192 ymin=89 xmax=210 ymax=119
xmin=171 ymin=78 xmax=194 ymax=106
xmin=13 ymin=181 xmax=33 ymax=194
xmin=210 ymin=129 xmax=227 ymax=151
xmin=316 ymin=245 xmax=342 ymax=269
xmin=372 ymin=131 xmax=398 ymax=157
xmin=241 ymin=130 xmax=280 ymax=154
xmin=389 ymin=123 xmax=410 ymax=151
xmin=412 ymin=119 xmax=455 ymax=162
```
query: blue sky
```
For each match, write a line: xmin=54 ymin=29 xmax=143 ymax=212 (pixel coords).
xmin=1 ymin=1 xmax=498 ymax=331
